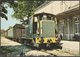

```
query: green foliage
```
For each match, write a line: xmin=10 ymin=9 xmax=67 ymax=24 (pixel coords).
xmin=0 ymin=6 xmax=8 ymax=20
xmin=0 ymin=1 xmax=8 ymax=20
xmin=2 ymin=6 xmax=7 ymax=13
xmin=10 ymin=0 xmax=46 ymax=20
xmin=0 ymin=12 xmax=8 ymax=20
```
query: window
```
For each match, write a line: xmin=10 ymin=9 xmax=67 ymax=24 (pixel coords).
xmin=34 ymin=17 xmax=38 ymax=22
xmin=75 ymin=22 xmax=79 ymax=33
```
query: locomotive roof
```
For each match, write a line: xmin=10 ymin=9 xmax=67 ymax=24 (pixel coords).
xmin=34 ymin=12 xmax=55 ymax=17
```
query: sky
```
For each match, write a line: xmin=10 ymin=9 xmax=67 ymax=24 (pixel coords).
xmin=1 ymin=4 xmax=21 ymax=30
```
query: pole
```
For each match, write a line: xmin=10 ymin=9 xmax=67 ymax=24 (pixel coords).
xmin=79 ymin=0 xmax=80 ymax=40
xmin=0 ymin=16 xmax=1 ymax=46
xmin=0 ymin=3 xmax=2 ymax=46
xmin=79 ymin=0 xmax=80 ymax=56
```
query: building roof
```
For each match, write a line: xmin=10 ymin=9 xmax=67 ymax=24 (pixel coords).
xmin=56 ymin=7 xmax=79 ymax=18
xmin=35 ymin=1 xmax=53 ymax=12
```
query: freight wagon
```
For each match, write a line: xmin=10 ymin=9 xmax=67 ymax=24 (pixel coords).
xmin=7 ymin=27 xmax=14 ymax=39
xmin=13 ymin=24 xmax=25 ymax=42
xmin=6 ymin=24 xmax=25 ymax=41
xmin=4 ymin=31 xmax=8 ymax=37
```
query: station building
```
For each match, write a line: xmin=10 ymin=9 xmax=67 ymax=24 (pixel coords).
xmin=34 ymin=1 xmax=80 ymax=40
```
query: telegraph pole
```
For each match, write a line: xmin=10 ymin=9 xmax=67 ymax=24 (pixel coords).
xmin=79 ymin=0 xmax=80 ymax=40
xmin=79 ymin=0 xmax=80 ymax=56
xmin=0 ymin=0 xmax=2 ymax=46
xmin=0 ymin=16 xmax=1 ymax=46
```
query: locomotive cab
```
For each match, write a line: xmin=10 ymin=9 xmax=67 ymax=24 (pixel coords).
xmin=33 ymin=12 xmax=55 ymax=35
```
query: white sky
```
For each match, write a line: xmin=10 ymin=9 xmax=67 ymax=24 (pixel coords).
xmin=1 ymin=4 xmax=21 ymax=30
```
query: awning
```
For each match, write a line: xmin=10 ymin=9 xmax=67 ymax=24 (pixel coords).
xmin=56 ymin=7 xmax=79 ymax=19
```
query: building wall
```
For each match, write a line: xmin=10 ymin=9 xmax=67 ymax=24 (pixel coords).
xmin=57 ymin=14 xmax=79 ymax=40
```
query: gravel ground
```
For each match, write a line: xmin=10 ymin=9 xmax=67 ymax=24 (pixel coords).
xmin=25 ymin=50 xmax=50 ymax=56
xmin=46 ymin=49 xmax=75 ymax=56
xmin=61 ymin=41 xmax=79 ymax=55
xmin=25 ymin=49 xmax=75 ymax=56
xmin=1 ymin=37 xmax=21 ymax=46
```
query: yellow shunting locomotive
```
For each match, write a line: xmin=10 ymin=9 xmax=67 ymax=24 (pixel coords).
xmin=21 ymin=12 xmax=61 ymax=49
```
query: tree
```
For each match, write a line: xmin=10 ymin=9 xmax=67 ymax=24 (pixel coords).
xmin=0 ymin=0 xmax=15 ymax=47
xmin=0 ymin=6 xmax=8 ymax=20
xmin=10 ymin=0 xmax=47 ymax=21
xmin=0 ymin=1 xmax=8 ymax=20
xmin=0 ymin=0 xmax=15 ymax=20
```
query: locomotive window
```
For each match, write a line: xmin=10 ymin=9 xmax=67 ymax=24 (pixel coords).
xmin=39 ymin=15 xmax=43 ymax=20
xmin=47 ymin=15 xmax=52 ymax=20
xmin=33 ymin=22 xmax=37 ymax=34
xmin=51 ymin=17 xmax=54 ymax=20
xmin=34 ymin=17 xmax=38 ymax=22
xmin=33 ymin=17 xmax=38 ymax=34
xmin=42 ymin=15 xmax=47 ymax=20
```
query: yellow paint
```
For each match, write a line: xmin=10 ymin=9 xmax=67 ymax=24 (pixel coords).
xmin=35 ymin=37 xmax=57 ymax=44
xmin=50 ymin=37 xmax=57 ymax=43
xmin=43 ymin=38 xmax=48 ymax=43
xmin=35 ymin=38 xmax=41 ymax=43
